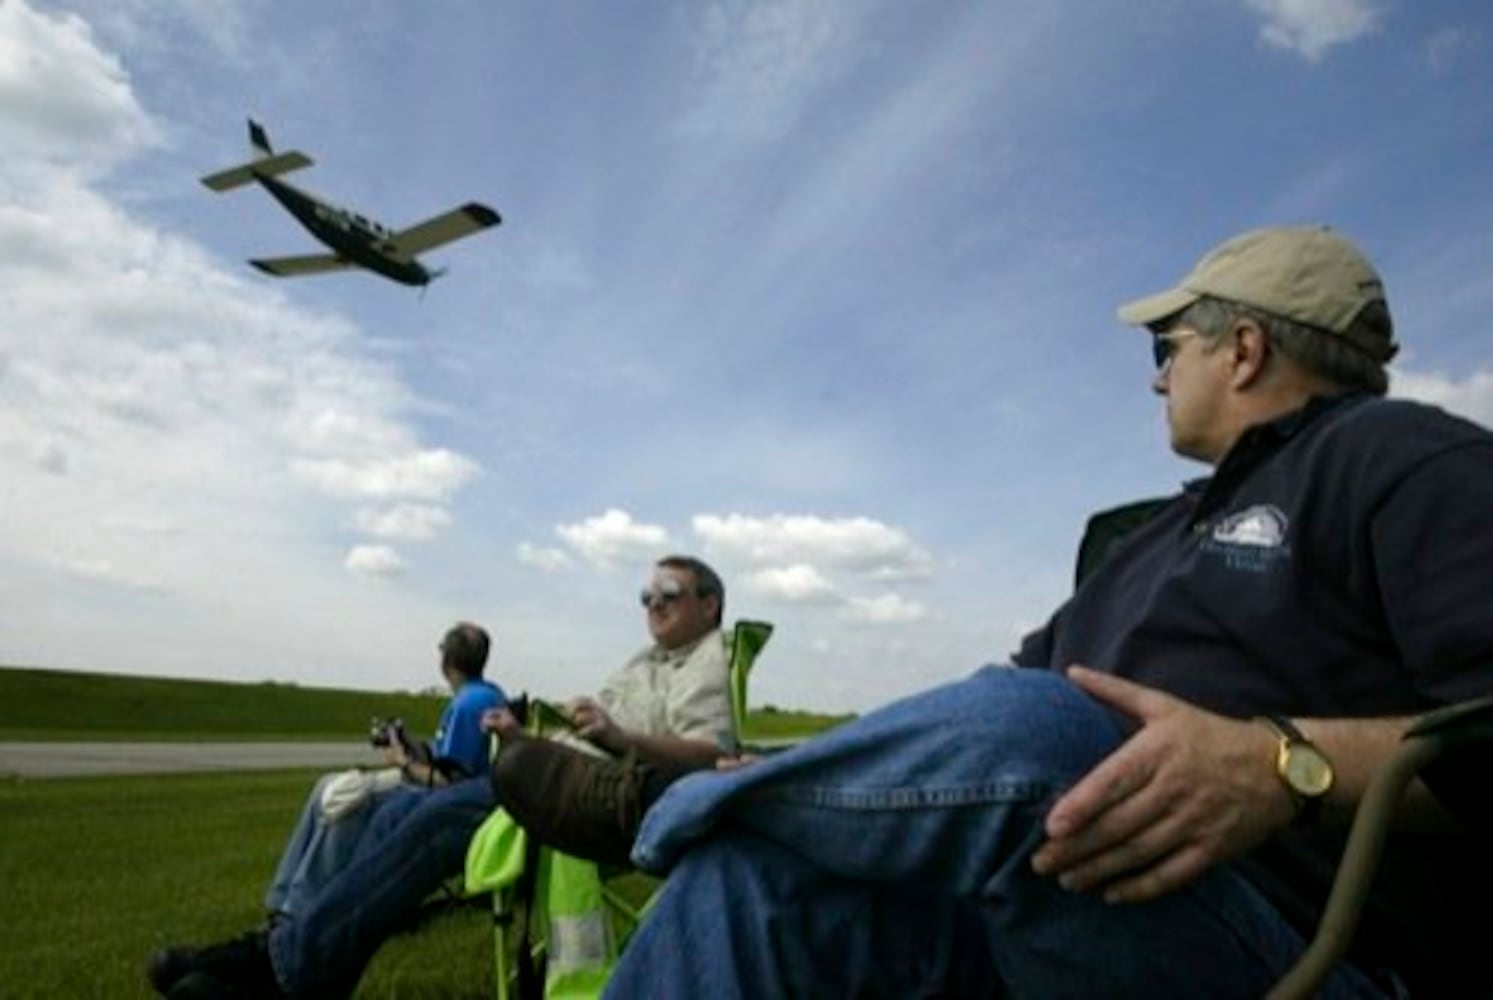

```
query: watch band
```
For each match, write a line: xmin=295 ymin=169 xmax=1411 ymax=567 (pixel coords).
xmin=1260 ymin=712 xmax=1307 ymax=744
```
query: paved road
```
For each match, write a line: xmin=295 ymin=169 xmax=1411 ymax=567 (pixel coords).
xmin=0 ymin=742 xmax=385 ymax=778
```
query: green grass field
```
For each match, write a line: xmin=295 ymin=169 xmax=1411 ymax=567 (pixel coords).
xmin=0 ymin=768 xmax=496 ymax=999
xmin=0 ymin=665 xmax=847 ymax=997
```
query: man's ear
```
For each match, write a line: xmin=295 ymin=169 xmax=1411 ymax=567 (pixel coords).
xmin=1227 ymin=318 xmax=1271 ymax=390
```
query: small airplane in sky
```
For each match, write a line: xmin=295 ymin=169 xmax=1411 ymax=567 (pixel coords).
xmin=201 ymin=119 xmax=500 ymax=287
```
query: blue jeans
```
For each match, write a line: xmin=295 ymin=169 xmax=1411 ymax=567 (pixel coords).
xmin=265 ymin=777 xmax=496 ymax=999
xmin=608 ymin=667 xmax=1385 ymax=998
xmin=264 ymin=775 xmax=427 ymax=916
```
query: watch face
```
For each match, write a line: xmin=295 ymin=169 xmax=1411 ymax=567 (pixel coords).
xmin=1283 ymin=744 xmax=1334 ymax=797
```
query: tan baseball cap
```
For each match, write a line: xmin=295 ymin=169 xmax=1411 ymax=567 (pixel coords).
xmin=1117 ymin=225 xmax=1398 ymax=363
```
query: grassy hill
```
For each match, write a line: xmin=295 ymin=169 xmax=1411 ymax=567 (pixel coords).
xmin=0 ymin=667 xmax=449 ymax=742
xmin=0 ymin=666 xmax=852 ymax=742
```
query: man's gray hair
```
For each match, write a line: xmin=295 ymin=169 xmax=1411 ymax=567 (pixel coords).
xmin=1164 ymin=295 xmax=1389 ymax=396
xmin=656 ymin=554 xmax=725 ymax=626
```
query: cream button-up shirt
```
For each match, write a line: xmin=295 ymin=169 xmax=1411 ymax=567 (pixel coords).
xmin=595 ymin=628 xmax=734 ymax=750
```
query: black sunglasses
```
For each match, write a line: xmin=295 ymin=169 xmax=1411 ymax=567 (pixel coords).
xmin=1151 ymin=330 xmax=1200 ymax=369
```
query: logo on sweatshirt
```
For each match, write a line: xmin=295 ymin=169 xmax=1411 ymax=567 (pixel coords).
xmin=1202 ymin=504 xmax=1290 ymax=573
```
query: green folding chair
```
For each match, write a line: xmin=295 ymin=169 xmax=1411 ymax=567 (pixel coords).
xmin=470 ymin=620 xmax=775 ymax=1000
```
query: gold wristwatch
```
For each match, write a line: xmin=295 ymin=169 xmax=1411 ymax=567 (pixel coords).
xmin=1255 ymin=715 xmax=1334 ymax=826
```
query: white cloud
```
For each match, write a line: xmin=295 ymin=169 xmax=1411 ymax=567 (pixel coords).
xmin=345 ymin=544 xmax=405 ymax=579
xmin=681 ymin=0 xmax=870 ymax=143
xmin=354 ymin=504 xmax=452 ymax=542
xmin=0 ymin=0 xmax=477 ymax=611
xmin=1245 ymin=0 xmax=1380 ymax=61
xmin=556 ymin=509 xmax=671 ymax=570
xmin=515 ymin=542 xmax=574 ymax=572
xmin=1390 ymin=367 xmax=1493 ymax=429
xmin=842 ymin=593 xmax=929 ymax=625
xmin=30 ymin=439 xmax=70 ymax=476
xmin=745 ymin=564 xmax=841 ymax=605
xmin=63 ymin=557 xmax=166 ymax=594
xmin=293 ymin=449 xmax=479 ymax=502
xmin=0 ymin=0 xmax=160 ymax=174
xmin=59 ymin=0 xmax=256 ymax=64
xmin=692 ymin=513 xmax=934 ymax=580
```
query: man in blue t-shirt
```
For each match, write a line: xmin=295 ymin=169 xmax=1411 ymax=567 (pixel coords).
xmin=262 ymin=621 xmax=505 ymax=919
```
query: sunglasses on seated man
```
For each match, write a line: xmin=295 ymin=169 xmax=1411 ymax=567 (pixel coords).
xmin=1151 ymin=328 xmax=1202 ymax=369
xmin=639 ymin=578 xmax=700 ymax=609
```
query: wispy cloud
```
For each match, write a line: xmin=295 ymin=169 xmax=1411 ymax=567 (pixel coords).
xmin=843 ymin=592 xmax=928 ymax=625
xmin=48 ymin=0 xmax=258 ymax=67
xmin=1423 ymin=25 xmax=1477 ymax=72
xmin=63 ymin=556 xmax=168 ymax=595
xmin=680 ymin=0 xmax=873 ymax=144
xmin=292 ymin=450 xmax=479 ymax=502
xmin=1245 ymin=0 xmax=1380 ymax=62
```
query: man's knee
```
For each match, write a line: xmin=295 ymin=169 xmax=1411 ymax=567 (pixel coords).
xmin=490 ymin=737 xmax=542 ymax=812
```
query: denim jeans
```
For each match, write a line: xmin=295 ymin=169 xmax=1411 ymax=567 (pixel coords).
xmin=265 ymin=777 xmax=496 ymax=999
xmin=608 ymin=666 xmax=1385 ymax=999
xmin=264 ymin=775 xmax=427 ymax=916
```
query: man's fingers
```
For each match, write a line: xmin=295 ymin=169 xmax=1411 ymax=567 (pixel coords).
xmin=1065 ymin=665 xmax=1179 ymax=723
xmin=1100 ymin=843 xmax=1212 ymax=905
xmin=1044 ymin=744 xmax=1156 ymax=838
xmin=715 ymin=754 xmax=762 ymax=772
xmin=1041 ymin=802 xmax=1187 ymax=891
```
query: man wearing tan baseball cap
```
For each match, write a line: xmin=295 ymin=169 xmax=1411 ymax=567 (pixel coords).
xmin=563 ymin=225 xmax=1493 ymax=1000
xmin=1119 ymin=225 xmax=1399 ymax=360
xmin=1108 ymin=225 xmax=1404 ymax=464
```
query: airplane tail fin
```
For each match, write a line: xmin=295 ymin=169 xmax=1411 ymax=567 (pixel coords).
xmin=200 ymin=118 xmax=314 ymax=192
xmin=249 ymin=119 xmax=273 ymax=156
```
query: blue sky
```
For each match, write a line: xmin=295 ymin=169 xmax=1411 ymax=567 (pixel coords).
xmin=2 ymin=0 xmax=1490 ymax=712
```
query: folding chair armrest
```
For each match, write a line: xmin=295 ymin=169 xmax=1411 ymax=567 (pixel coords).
xmin=1267 ymin=733 xmax=1443 ymax=1000
xmin=1269 ymin=695 xmax=1493 ymax=1000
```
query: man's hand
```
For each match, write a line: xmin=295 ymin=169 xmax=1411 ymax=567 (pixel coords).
xmin=568 ymin=697 xmax=624 ymax=753
xmin=1030 ymin=665 xmax=1295 ymax=904
xmin=379 ymin=743 xmax=407 ymax=768
xmin=715 ymin=753 xmax=762 ymax=772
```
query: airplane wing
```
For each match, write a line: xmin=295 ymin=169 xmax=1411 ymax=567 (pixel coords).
xmin=201 ymin=151 xmax=314 ymax=192
xmin=387 ymin=202 xmax=501 ymax=258
xmin=250 ymin=253 xmax=357 ymax=278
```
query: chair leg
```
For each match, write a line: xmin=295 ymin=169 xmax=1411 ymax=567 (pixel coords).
xmin=493 ymin=888 xmax=513 ymax=1000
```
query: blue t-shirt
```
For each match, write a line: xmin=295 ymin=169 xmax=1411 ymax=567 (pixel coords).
xmin=431 ymin=679 xmax=506 ymax=777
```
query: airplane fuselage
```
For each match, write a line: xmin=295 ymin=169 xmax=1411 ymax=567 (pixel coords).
xmin=255 ymin=173 xmax=434 ymax=286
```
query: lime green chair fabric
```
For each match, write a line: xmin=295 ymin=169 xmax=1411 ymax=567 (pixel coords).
xmin=469 ymin=620 xmax=774 ymax=1000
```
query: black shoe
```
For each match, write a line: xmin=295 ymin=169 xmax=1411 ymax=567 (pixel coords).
xmin=492 ymin=740 xmax=658 ymax=866
xmin=166 ymin=970 xmax=281 ymax=999
xmin=147 ymin=932 xmax=280 ymax=998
